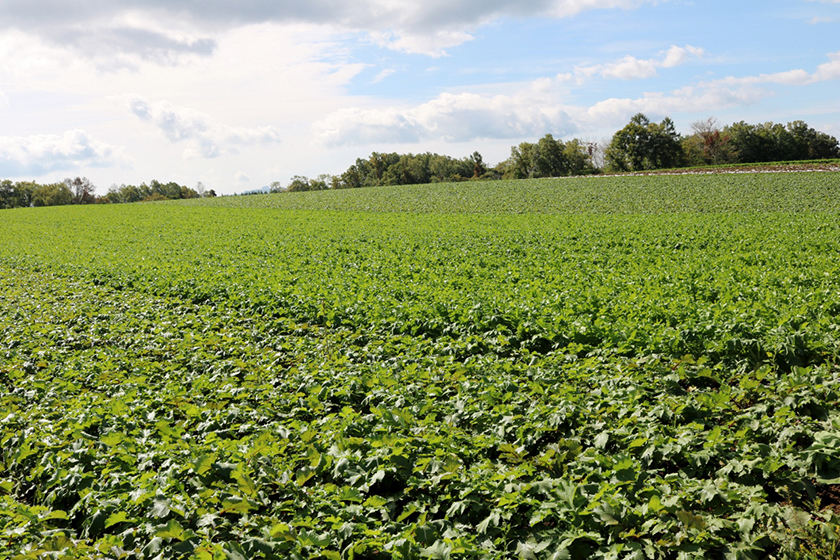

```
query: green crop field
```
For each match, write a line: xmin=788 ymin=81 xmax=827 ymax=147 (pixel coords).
xmin=1 ymin=173 xmax=840 ymax=559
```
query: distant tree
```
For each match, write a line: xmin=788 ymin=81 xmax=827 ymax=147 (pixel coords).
xmin=180 ymin=185 xmax=199 ymax=199
xmin=1 ymin=180 xmax=38 ymax=209
xmin=33 ymin=182 xmax=73 ymax=207
xmin=336 ymin=159 xmax=369 ymax=189
xmin=606 ymin=113 xmax=684 ymax=172
xmin=287 ymin=175 xmax=327 ymax=192
xmin=782 ymin=120 xmax=840 ymax=160
xmin=724 ymin=121 xmax=781 ymax=163
xmin=0 ymin=180 xmax=15 ymax=209
xmin=683 ymin=117 xmax=734 ymax=166
xmin=65 ymin=177 xmax=96 ymax=204
xmin=309 ymin=174 xmax=331 ymax=191
xmin=563 ymin=139 xmax=600 ymax=176
xmin=469 ymin=151 xmax=486 ymax=178
xmin=501 ymin=135 xmax=597 ymax=179
xmin=537 ymin=134 xmax=572 ymax=177
xmin=504 ymin=142 xmax=538 ymax=179
xmin=195 ymin=181 xmax=206 ymax=197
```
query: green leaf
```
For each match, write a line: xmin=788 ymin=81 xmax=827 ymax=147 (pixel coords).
xmin=42 ymin=510 xmax=69 ymax=521
xmin=156 ymin=519 xmax=185 ymax=541
xmin=421 ymin=540 xmax=452 ymax=560
xmin=477 ymin=511 xmax=500 ymax=534
xmin=105 ymin=511 xmax=129 ymax=528
xmin=296 ymin=465 xmax=317 ymax=487
xmin=233 ymin=470 xmax=258 ymax=497
xmin=363 ymin=495 xmax=389 ymax=508
xmin=594 ymin=432 xmax=609 ymax=450
xmin=193 ymin=454 xmax=216 ymax=476
xmin=150 ymin=497 xmax=171 ymax=518
xmin=676 ymin=510 xmax=706 ymax=530
xmin=516 ymin=539 xmax=551 ymax=560
xmin=338 ymin=486 xmax=363 ymax=503
xmin=594 ymin=504 xmax=621 ymax=527
xmin=221 ymin=496 xmax=254 ymax=514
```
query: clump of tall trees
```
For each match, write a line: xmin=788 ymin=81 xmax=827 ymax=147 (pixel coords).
xmin=605 ymin=114 xmax=840 ymax=172
xmin=271 ymin=136 xmax=600 ymax=192
xmin=1 ymin=177 xmax=96 ymax=209
xmin=499 ymin=135 xmax=601 ymax=179
xmin=105 ymin=180 xmax=214 ymax=203
xmin=270 ymin=151 xmax=493 ymax=193
xmin=0 ymin=178 xmax=215 ymax=209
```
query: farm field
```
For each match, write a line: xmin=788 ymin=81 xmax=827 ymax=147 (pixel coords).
xmin=1 ymin=173 xmax=840 ymax=559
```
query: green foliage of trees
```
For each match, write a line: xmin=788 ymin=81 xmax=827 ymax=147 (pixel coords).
xmin=724 ymin=120 xmax=840 ymax=163
xmin=1 ymin=178 xmax=90 ymax=208
xmin=32 ymin=182 xmax=73 ymax=207
xmin=682 ymin=118 xmax=840 ymax=167
xmin=106 ymin=180 xmax=200 ymax=203
xmin=0 ymin=180 xmax=36 ymax=209
xmin=332 ymin=151 xmax=486 ymax=189
xmin=500 ymin=134 xmax=599 ymax=179
xmin=605 ymin=114 xmax=685 ymax=172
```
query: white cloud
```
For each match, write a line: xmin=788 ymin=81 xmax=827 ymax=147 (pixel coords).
xmin=570 ymin=44 xmax=704 ymax=81
xmin=0 ymin=0 xmax=665 ymax=59
xmin=127 ymin=96 xmax=282 ymax=159
xmin=600 ymin=56 xmax=659 ymax=79
xmin=369 ymin=29 xmax=477 ymax=57
xmin=581 ymin=84 xmax=770 ymax=126
xmin=661 ymin=45 xmax=704 ymax=68
xmin=0 ymin=91 xmax=7 ymax=108
xmin=314 ymin=90 xmax=576 ymax=146
xmin=315 ymin=67 xmax=777 ymax=146
xmin=370 ymin=68 xmax=397 ymax=84
xmin=0 ymin=129 xmax=129 ymax=177
xmin=714 ymin=51 xmax=840 ymax=86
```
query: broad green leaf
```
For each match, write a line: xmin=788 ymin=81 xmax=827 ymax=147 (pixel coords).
xmin=156 ymin=519 xmax=185 ymax=541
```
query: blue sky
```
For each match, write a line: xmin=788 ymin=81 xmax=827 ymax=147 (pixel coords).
xmin=0 ymin=0 xmax=838 ymax=194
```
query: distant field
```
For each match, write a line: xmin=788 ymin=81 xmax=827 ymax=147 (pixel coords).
xmin=183 ymin=171 xmax=840 ymax=214
xmin=1 ymin=173 xmax=839 ymax=559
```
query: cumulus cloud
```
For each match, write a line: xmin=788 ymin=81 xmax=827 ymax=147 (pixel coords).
xmin=314 ymin=70 xmax=776 ymax=146
xmin=0 ymin=0 xmax=664 ymax=59
xmin=569 ymin=45 xmax=704 ymax=81
xmin=127 ymin=96 xmax=281 ymax=159
xmin=713 ymin=51 xmax=840 ymax=86
xmin=315 ymin=90 xmax=576 ymax=146
xmin=0 ymin=129 xmax=129 ymax=176
xmin=57 ymin=26 xmax=217 ymax=69
xmin=581 ymin=84 xmax=770 ymax=126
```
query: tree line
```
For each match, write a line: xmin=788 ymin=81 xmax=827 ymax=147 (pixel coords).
xmin=0 ymin=178 xmax=216 ymax=209
xmin=2 ymin=115 xmax=838 ymax=208
xmin=271 ymin=115 xmax=839 ymax=192
xmin=605 ymin=115 xmax=840 ymax=172
xmin=268 ymin=137 xmax=601 ymax=193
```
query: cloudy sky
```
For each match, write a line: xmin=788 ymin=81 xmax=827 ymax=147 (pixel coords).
xmin=1 ymin=0 xmax=838 ymax=194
